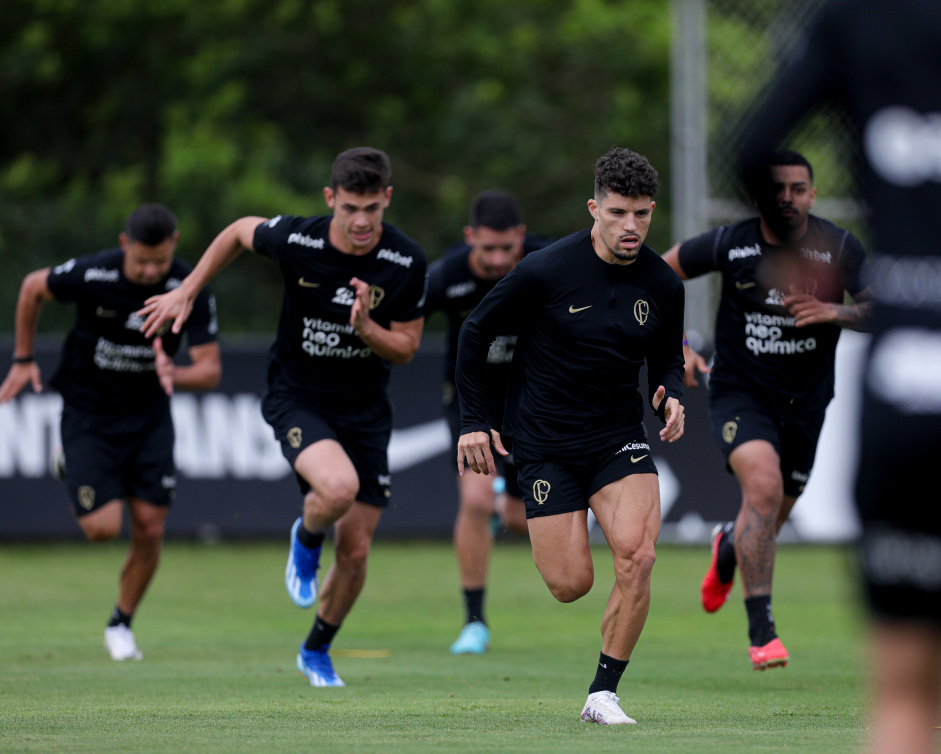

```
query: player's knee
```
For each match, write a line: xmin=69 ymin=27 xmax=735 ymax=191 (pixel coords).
xmin=309 ymin=477 xmax=359 ymax=514
xmin=545 ymin=571 xmax=594 ymax=603
xmin=80 ymin=518 xmax=121 ymax=542
xmin=742 ymin=473 xmax=784 ymax=516
xmin=614 ymin=540 xmax=657 ymax=584
xmin=334 ymin=538 xmax=371 ymax=574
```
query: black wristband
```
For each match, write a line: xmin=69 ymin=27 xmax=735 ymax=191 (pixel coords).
xmin=655 ymin=397 xmax=668 ymax=424
xmin=12 ymin=354 xmax=34 ymax=364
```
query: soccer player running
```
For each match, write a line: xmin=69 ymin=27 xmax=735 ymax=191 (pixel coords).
xmin=139 ymin=148 xmax=427 ymax=687
xmin=457 ymin=148 xmax=685 ymax=725
xmin=426 ymin=190 xmax=551 ymax=655
xmin=0 ymin=204 xmax=221 ymax=661
xmin=736 ymin=2 xmax=941 ymax=751
xmin=661 ymin=150 xmax=871 ymax=670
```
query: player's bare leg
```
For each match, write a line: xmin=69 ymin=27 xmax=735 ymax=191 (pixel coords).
xmin=296 ymin=501 xmax=381 ymax=688
xmin=589 ymin=473 xmax=660 ymax=661
xmin=316 ymin=501 xmax=382 ymax=626
xmin=454 ymin=471 xmax=496 ymax=592
xmin=118 ymin=498 xmax=168 ymax=616
xmin=286 ymin=440 xmax=359 ymax=609
xmin=869 ymin=621 xmax=941 ymax=754
xmin=528 ymin=510 xmax=594 ymax=603
xmin=729 ymin=440 xmax=789 ymax=668
xmin=500 ymin=494 xmax=528 ymax=535
xmin=295 ymin=440 xmax=360 ymax=531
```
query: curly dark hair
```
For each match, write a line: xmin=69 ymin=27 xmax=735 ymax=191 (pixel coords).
xmin=594 ymin=147 xmax=659 ymax=199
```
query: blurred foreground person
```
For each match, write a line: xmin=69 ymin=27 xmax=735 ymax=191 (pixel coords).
xmin=425 ymin=189 xmax=551 ymax=655
xmin=737 ymin=2 xmax=941 ymax=751
xmin=139 ymin=148 xmax=426 ymax=688
xmin=0 ymin=203 xmax=221 ymax=661
xmin=457 ymin=148 xmax=685 ymax=724
xmin=662 ymin=150 xmax=870 ymax=670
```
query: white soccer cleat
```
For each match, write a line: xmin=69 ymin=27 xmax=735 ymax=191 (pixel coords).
xmin=580 ymin=691 xmax=637 ymax=725
xmin=104 ymin=625 xmax=143 ymax=661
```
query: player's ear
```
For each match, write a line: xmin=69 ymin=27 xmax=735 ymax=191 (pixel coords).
xmin=587 ymin=198 xmax=599 ymax=220
xmin=463 ymin=226 xmax=476 ymax=245
xmin=323 ymin=186 xmax=335 ymax=208
xmin=383 ymin=186 xmax=393 ymax=205
xmin=118 ymin=232 xmax=129 ymax=252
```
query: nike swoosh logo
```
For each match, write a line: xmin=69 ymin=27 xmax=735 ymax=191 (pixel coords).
xmin=298 ymin=278 xmax=320 ymax=288
xmin=735 ymin=281 xmax=756 ymax=290
xmin=631 ymin=455 xmax=648 ymax=463
xmin=599 ymin=663 xmax=607 ymax=669
xmin=96 ymin=307 xmax=117 ymax=317
xmin=569 ymin=305 xmax=592 ymax=313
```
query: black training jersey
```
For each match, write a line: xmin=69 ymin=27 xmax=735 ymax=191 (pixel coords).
xmin=425 ymin=235 xmax=552 ymax=390
xmin=678 ymin=215 xmax=865 ymax=406
xmin=46 ymin=248 xmax=217 ymax=414
xmin=457 ymin=229 xmax=685 ymax=456
xmin=252 ymin=214 xmax=427 ymax=409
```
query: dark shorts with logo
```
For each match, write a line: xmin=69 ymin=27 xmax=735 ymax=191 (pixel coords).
xmin=855 ymin=326 xmax=941 ymax=625
xmin=261 ymin=389 xmax=392 ymax=508
xmin=59 ymin=403 xmax=176 ymax=517
xmin=708 ymin=384 xmax=826 ymax=498
xmin=444 ymin=390 xmax=522 ymax=499
xmin=512 ymin=434 xmax=658 ymax=519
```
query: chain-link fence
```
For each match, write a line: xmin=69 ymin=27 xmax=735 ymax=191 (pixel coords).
xmin=672 ymin=0 xmax=866 ymax=348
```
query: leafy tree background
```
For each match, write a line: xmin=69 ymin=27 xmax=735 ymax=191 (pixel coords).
xmin=0 ymin=0 xmax=673 ymax=335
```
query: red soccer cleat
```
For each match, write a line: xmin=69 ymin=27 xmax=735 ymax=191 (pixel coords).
xmin=701 ymin=524 xmax=734 ymax=613
xmin=749 ymin=638 xmax=789 ymax=670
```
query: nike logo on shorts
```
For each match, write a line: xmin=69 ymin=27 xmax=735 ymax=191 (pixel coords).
xmin=569 ymin=304 xmax=592 ymax=313
xmin=631 ymin=455 xmax=648 ymax=463
xmin=735 ymin=281 xmax=756 ymax=290
xmin=298 ymin=278 xmax=320 ymax=288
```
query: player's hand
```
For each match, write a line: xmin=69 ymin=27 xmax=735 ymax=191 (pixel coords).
xmin=153 ymin=337 xmax=174 ymax=397
xmin=457 ymin=429 xmax=508 ymax=477
xmin=139 ymin=286 xmax=194 ymax=338
xmin=683 ymin=344 xmax=711 ymax=387
xmin=782 ymin=285 xmax=834 ymax=327
xmin=0 ymin=362 xmax=43 ymax=404
xmin=349 ymin=277 xmax=373 ymax=335
xmin=653 ymin=386 xmax=685 ymax=443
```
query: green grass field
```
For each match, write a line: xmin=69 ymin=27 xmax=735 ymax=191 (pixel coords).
xmin=0 ymin=540 xmax=868 ymax=752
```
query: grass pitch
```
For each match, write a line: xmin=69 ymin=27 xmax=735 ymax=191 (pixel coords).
xmin=0 ymin=540 xmax=867 ymax=752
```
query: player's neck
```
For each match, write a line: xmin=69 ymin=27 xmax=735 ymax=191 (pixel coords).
xmin=759 ymin=217 xmax=808 ymax=247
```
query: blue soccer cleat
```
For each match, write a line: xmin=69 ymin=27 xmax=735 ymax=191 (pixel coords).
xmin=450 ymin=620 xmax=490 ymax=655
xmin=297 ymin=645 xmax=345 ymax=687
xmin=285 ymin=518 xmax=321 ymax=608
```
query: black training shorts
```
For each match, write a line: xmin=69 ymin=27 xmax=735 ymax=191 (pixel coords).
xmin=708 ymin=383 xmax=826 ymax=498
xmin=59 ymin=403 xmax=176 ymax=517
xmin=261 ymin=389 xmax=392 ymax=508
xmin=512 ymin=435 xmax=658 ymax=519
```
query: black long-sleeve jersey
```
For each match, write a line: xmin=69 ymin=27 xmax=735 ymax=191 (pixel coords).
xmin=46 ymin=249 xmax=217 ymax=414
xmin=679 ymin=215 xmax=866 ymax=407
xmin=457 ymin=229 xmax=685 ymax=456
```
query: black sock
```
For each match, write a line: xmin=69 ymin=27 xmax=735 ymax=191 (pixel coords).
xmin=716 ymin=522 xmax=737 ymax=583
xmin=463 ymin=588 xmax=486 ymax=626
xmin=744 ymin=595 xmax=777 ymax=646
xmin=304 ymin=616 xmax=341 ymax=651
xmin=108 ymin=607 xmax=132 ymax=629
xmin=297 ymin=524 xmax=325 ymax=550
xmin=588 ymin=652 xmax=629 ymax=695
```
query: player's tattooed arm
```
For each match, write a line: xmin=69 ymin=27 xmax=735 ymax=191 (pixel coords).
xmin=782 ymin=287 xmax=872 ymax=332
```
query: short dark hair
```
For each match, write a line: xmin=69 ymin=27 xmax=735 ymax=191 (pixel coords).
xmin=769 ymin=149 xmax=814 ymax=184
xmin=594 ymin=147 xmax=659 ymax=200
xmin=469 ymin=190 xmax=523 ymax=230
xmin=125 ymin=203 xmax=177 ymax=246
xmin=331 ymin=147 xmax=392 ymax=193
